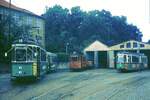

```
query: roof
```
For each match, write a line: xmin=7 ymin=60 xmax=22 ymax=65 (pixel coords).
xmin=84 ymin=40 xmax=110 ymax=52
xmin=0 ymin=0 xmax=43 ymax=19
xmin=84 ymin=40 xmax=150 ymax=52
xmin=47 ymin=52 xmax=57 ymax=56
xmin=110 ymin=40 xmax=150 ymax=50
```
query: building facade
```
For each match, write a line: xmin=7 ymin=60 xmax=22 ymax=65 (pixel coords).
xmin=0 ymin=0 xmax=45 ymax=47
xmin=84 ymin=40 xmax=150 ymax=69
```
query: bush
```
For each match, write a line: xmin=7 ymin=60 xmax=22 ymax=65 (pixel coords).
xmin=57 ymin=53 xmax=69 ymax=62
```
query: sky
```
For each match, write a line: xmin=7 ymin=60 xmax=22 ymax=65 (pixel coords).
xmin=6 ymin=0 xmax=150 ymax=42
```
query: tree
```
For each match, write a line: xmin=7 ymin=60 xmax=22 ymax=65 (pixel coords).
xmin=43 ymin=5 xmax=142 ymax=53
xmin=0 ymin=16 xmax=31 ymax=63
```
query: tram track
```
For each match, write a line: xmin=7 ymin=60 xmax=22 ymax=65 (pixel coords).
xmin=105 ymin=76 xmax=150 ymax=100
xmin=31 ymin=72 xmax=101 ymax=100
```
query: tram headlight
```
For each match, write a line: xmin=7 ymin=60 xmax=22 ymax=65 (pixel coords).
xmin=5 ymin=53 xmax=7 ymax=57
xmin=19 ymin=71 xmax=22 ymax=74
xmin=19 ymin=66 xmax=22 ymax=69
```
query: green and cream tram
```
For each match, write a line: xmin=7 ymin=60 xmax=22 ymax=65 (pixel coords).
xmin=46 ymin=52 xmax=58 ymax=73
xmin=6 ymin=40 xmax=48 ymax=80
xmin=116 ymin=52 xmax=148 ymax=72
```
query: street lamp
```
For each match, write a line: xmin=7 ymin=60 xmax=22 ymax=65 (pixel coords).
xmin=66 ymin=43 xmax=69 ymax=54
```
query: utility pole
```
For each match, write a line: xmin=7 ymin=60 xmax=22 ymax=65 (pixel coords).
xmin=66 ymin=43 xmax=69 ymax=54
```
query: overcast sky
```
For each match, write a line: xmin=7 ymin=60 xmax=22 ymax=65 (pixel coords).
xmin=6 ymin=0 xmax=150 ymax=42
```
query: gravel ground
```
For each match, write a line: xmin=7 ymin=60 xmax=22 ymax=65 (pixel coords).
xmin=1 ymin=69 xmax=150 ymax=100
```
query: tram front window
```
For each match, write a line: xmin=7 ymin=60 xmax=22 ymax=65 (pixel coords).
xmin=16 ymin=49 xmax=26 ymax=61
xmin=71 ymin=57 xmax=78 ymax=61
xmin=117 ymin=55 xmax=125 ymax=63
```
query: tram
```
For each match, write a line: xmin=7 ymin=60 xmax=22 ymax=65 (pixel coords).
xmin=5 ymin=39 xmax=48 ymax=80
xmin=46 ymin=52 xmax=58 ymax=73
xmin=69 ymin=53 xmax=93 ymax=71
xmin=116 ymin=52 xmax=148 ymax=72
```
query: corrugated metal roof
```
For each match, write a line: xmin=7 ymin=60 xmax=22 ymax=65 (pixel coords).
xmin=84 ymin=40 xmax=110 ymax=51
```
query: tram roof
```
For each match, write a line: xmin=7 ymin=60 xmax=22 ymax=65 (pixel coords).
xmin=12 ymin=43 xmax=46 ymax=52
xmin=47 ymin=52 xmax=57 ymax=56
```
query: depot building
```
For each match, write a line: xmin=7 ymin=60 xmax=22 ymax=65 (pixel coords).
xmin=84 ymin=40 xmax=150 ymax=68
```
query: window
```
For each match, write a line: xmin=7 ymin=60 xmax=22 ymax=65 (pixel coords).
xmin=35 ymin=18 xmax=41 ymax=28
xmin=142 ymin=57 xmax=147 ymax=63
xmin=124 ymin=55 xmax=127 ymax=62
xmin=128 ymin=56 xmax=131 ymax=63
xmin=13 ymin=13 xmax=20 ymax=22
xmin=15 ymin=49 xmax=26 ymax=61
xmin=120 ymin=45 xmax=124 ymax=48
xmin=33 ymin=47 xmax=37 ymax=60
xmin=132 ymin=56 xmax=139 ymax=63
xmin=41 ymin=50 xmax=46 ymax=61
xmin=71 ymin=57 xmax=78 ymax=61
xmin=26 ymin=16 xmax=33 ymax=25
xmin=27 ymin=46 xmax=33 ymax=61
xmin=117 ymin=55 xmax=125 ymax=63
xmin=140 ymin=44 xmax=145 ymax=48
xmin=126 ymin=43 xmax=131 ymax=48
xmin=133 ymin=42 xmax=138 ymax=48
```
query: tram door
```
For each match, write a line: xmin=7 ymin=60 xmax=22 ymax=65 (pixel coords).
xmin=37 ymin=47 xmax=41 ymax=77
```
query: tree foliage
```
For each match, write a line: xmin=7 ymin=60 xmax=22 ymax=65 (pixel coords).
xmin=43 ymin=5 xmax=142 ymax=53
xmin=0 ymin=16 xmax=31 ymax=63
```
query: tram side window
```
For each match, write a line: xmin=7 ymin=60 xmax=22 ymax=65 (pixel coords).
xmin=132 ymin=56 xmax=139 ymax=63
xmin=27 ymin=47 xmax=32 ymax=61
xmin=124 ymin=55 xmax=127 ymax=63
xmin=33 ymin=47 xmax=37 ymax=60
xmin=52 ymin=56 xmax=57 ymax=63
xmin=128 ymin=56 xmax=131 ymax=63
xmin=142 ymin=57 xmax=147 ymax=63
xmin=41 ymin=50 xmax=46 ymax=61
